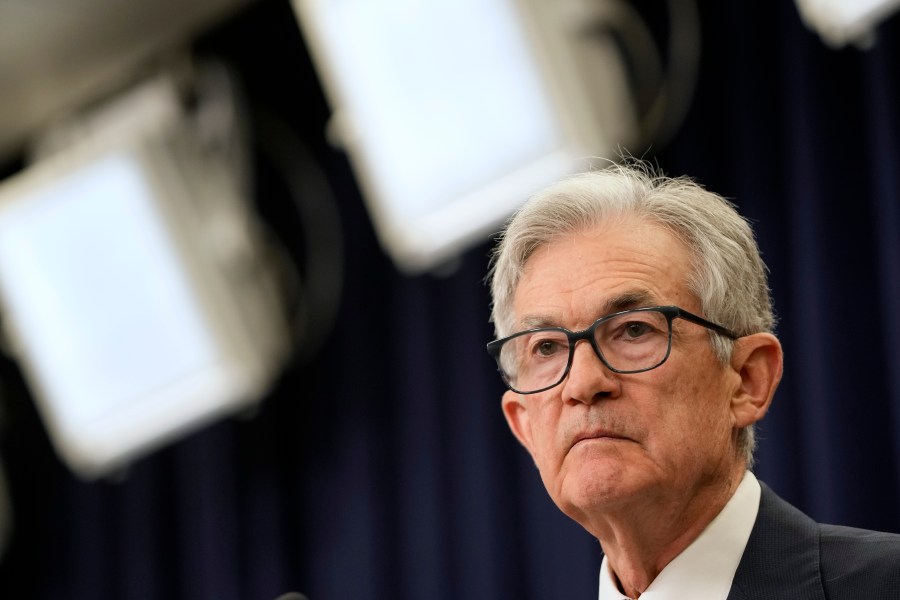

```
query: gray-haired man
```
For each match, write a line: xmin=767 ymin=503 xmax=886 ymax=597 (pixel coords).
xmin=487 ymin=164 xmax=900 ymax=599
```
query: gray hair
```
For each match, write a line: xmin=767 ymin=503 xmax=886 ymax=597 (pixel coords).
xmin=488 ymin=162 xmax=774 ymax=466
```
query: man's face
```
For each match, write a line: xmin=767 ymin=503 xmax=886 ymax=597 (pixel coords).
xmin=501 ymin=217 xmax=743 ymax=528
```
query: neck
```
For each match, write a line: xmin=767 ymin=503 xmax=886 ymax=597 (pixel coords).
xmin=592 ymin=465 xmax=746 ymax=598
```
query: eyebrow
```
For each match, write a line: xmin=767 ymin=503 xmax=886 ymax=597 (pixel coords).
xmin=602 ymin=290 xmax=657 ymax=314
xmin=517 ymin=289 xmax=660 ymax=330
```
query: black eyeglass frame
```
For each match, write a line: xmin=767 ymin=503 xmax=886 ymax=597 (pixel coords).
xmin=486 ymin=305 xmax=740 ymax=395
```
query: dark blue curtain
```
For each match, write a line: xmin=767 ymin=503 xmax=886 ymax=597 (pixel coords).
xmin=1 ymin=1 xmax=898 ymax=598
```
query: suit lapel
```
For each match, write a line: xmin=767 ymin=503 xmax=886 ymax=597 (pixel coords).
xmin=726 ymin=483 xmax=826 ymax=600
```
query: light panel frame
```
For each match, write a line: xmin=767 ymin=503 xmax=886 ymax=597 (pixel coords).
xmin=0 ymin=78 xmax=289 ymax=478
xmin=292 ymin=0 xmax=635 ymax=272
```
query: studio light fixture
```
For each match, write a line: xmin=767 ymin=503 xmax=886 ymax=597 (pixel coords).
xmin=795 ymin=0 xmax=900 ymax=46
xmin=291 ymin=0 xmax=637 ymax=273
xmin=0 ymin=67 xmax=292 ymax=478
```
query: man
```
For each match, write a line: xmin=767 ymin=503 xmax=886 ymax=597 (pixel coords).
xmin=486 ymin=163 xmax=900 ymax=599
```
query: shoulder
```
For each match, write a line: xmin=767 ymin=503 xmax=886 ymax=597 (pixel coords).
xmin=732 ymin=482 xmax=900 ymax=600
xmin=819 ymin=523 xmax=900 ymax=595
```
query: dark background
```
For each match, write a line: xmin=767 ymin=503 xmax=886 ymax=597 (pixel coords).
xmin=1 ymin=0 xmax=899 ymax=598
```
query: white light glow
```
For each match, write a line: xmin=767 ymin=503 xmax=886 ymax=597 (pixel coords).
xmin=795 ymin=0 xmax=900 ymax=46
xmin=0 ymin=78 xmax=290 ymax=477
xmin=0 ymin=153 xmax=218 ymax=429
xmin=294 ymin=0 xmax=611 ymax=271
xmin=0 ymin=145 xmax=271 ymax=476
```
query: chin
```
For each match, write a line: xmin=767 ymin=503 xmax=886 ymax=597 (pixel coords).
xmin=554 ymin=459 xmax=645 ymax=519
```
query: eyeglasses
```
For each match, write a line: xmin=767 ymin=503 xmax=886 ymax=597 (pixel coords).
xmin=486 ymin=305 xmax=739 ymax=394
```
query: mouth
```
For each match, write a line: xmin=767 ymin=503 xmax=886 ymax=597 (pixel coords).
xmin=571 ymin=430 xmax=632 ymax=448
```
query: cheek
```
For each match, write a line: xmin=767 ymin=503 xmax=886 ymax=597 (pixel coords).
xmin=688 ymin=371 xmax=733 ymax=431
xmin=643 ymin=371 xmax=733 ymax=459
xmin=527 ymin=403 xmax=569 ymax=479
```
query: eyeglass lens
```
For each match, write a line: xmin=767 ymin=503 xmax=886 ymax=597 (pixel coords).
xmin=498 ymin=309 xmax=671 ymax=392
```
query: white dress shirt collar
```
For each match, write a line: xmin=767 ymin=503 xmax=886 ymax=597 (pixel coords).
xmin=598 ymin=470 xmax=761 ymax=600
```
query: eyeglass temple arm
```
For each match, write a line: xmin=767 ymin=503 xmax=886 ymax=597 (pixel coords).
xmin=674 ymin=307 xmax=740 ymax=339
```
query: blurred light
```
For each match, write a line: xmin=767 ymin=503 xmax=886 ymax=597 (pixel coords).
xmin=292 ymin=0 xmax=636 ymax=272
xmin=795 ymin=0 xmax=900 ymax=46
xmin=0 ymin=72 xmax=291 ymax=478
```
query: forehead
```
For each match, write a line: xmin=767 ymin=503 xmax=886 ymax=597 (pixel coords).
xmin=513 ymin=218 xmax=696 ymax=327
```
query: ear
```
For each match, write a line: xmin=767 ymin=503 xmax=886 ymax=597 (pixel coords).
xmin=501 ymin=390 xmax=536 ymax=453
xmin=729 ymin=333 xmax=783 ymax=428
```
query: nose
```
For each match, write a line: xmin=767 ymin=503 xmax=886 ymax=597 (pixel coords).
xmin=560 ymin=340 xmax=621 ymax=405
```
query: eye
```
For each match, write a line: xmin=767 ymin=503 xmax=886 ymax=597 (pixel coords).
xmin=622 ymin=321 xmax=654 ymax=339
xmin=536 ymin=340 xmax=560 ymax=356
xmin=531 ymin=337 xmax=565 ymax=357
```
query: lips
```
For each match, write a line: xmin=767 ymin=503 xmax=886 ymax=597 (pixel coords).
xmin=571 ymin=430 xmax=632 ymax=448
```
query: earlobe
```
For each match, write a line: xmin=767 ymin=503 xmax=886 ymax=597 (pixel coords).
xmin=502 ymin=390 xmax=534 ymax=452
xmin=729 ymin=333 xmax=784 ymax=428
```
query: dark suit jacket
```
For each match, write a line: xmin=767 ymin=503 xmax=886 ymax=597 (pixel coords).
xmin=726 ymin=482 xmax=900 ymax=599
